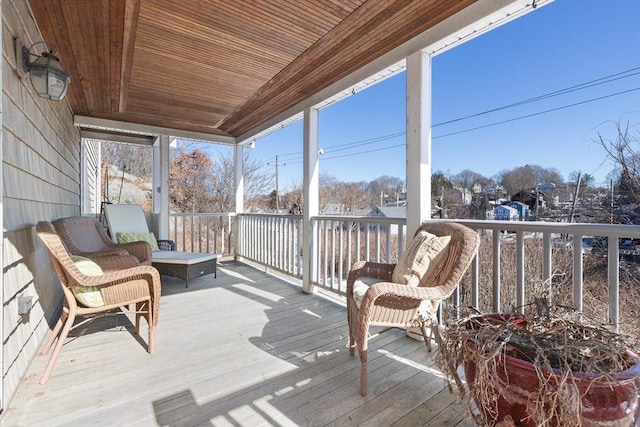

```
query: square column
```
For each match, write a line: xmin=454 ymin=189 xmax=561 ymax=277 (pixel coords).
xmin=302 ymin=107 xmax=320 ymax=293
xmin=406 ymin=50 xmax=432 ymax=236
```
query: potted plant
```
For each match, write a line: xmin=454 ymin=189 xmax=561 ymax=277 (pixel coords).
xmin=435 ymin=304 xmax=640 ymax=426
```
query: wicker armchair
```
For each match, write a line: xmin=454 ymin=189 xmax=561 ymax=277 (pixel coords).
xmin=36 ymin=221 xmax=161 ymax=384
xmin=346 ymin=221 xmax=480 ymax=396
xmin=52 ymin=216 xmax=152 ymax=267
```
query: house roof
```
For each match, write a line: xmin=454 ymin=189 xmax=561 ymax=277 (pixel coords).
xmin=495 ymin=205 xmax=518 ymax=213
xmin=370 ymin=206 xmax=406 ymax=218
xmin=25 ymin=0 xmax=545 ymax=144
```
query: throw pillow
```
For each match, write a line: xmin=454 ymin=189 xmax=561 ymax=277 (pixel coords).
xmin=392 ymin=231 xmax=451 ymax=287
xmin=70 ymin=255 xmax=105 ymax=307
xmin=117 ymin=232 xmax=160 ymax=252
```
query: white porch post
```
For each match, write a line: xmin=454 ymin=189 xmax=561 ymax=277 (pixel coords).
xmin=234 ymin=143 xmax=244 ymax=260
xmin=152 ymin=135 xmax=170 ymax=239
xmin=405 ymin=50 xmax=432 ymax=236
xmin=302 ymin=107 xmax=320 ymax=294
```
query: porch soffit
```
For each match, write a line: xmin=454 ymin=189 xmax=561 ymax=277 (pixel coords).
xmin=26 ymin=0 xmax=536 ymax=144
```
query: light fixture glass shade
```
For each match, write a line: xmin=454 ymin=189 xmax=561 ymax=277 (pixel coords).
xmin=27 ymin=51 xmax=70 ymax=101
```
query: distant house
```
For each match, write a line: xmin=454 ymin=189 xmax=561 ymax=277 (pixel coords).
xmin=368 ymin=206 xmax=406 ymax=235
xmin=484 ymin=182 xmax=506 ymax=198
xmin=512 ymin=189 xmax=545 ymax=210
xmin=494 ymin=205 xmax=519 ymax=221
xmin=321 ymin=203 xmax=346 ymax=215
xmin=369 ymin=206 xmax=406 ymax=219
xmin=469 ymin=193 xmax=494 ymax=220
xmin=536 ymin=182 xmax=557 ymax=192
xmin=453 ymin=187 xmax=473 ymax=205
xmin=508 ymin=201 xmax=530 ymax=220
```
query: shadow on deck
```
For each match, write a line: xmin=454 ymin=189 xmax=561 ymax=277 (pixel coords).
xmin=4 ymin=261 xmax=472 ymax=426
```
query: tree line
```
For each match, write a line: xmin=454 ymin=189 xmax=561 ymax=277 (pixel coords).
xmin=100 ymin=121 xmax=638 ymax=224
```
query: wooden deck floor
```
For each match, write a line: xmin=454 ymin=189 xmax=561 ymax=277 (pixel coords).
xmin=3 ymin=261 xmax=474 ymax=427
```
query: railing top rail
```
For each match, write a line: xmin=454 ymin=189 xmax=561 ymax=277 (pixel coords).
xmin=185 ymin=211 xmax=638 ymax=238
xmin=169 ymin=212 xmax=236 ymax=218
xmin=312 ymin=215 xmax=405 ymax=226
xmin=446 ymin=219 xmax=640 ymax=238
xmin=237 ymin=213 xmax=302 ymax=219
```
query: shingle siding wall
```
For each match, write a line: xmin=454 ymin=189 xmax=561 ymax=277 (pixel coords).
xmin=2 ymin=0 xmax=81 ymax=408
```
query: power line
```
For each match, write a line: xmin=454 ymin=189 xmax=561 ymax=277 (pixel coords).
xmin=286 ymin=143 xmax=405 ymax=164
xmin=434 ymin=67 xmax=640 ymax=127
xmin=434 ymin=87 xmax=639 ymax=139
xmin=268 ymin=68 xmax=640 ymax=162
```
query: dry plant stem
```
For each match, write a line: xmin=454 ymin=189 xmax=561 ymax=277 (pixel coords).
xmin=436 ymin=311 xmax=638 ymax=426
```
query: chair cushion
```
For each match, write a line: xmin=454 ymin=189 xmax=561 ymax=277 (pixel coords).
xmin=392 ymin=231 xmax=451 ymax=287
xmin=352 ymin=276 xmax=382 ymax=308
xmin=70 ymin=255 xmax=105 ymax=307
xmin=117 ymin=232 xmax=160 ymax=251
xmin=352 ymin=276 xmax=432 ymax=320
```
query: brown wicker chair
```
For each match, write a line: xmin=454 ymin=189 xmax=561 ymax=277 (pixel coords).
xmin=52 ymin=216 xmax=152 ymax=267
xmin=346 ymin=221 xmax=480 ymax=396
xmin=36 ymin=221 xmax=161 ymax=385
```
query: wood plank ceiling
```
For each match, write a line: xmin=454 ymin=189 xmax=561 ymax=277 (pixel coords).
xmin=27 ymin=0 xmax=475 ymax=141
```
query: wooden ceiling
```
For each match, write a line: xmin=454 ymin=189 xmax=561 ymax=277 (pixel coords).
xmin=28 ymin=0 xmax=477 ymax=142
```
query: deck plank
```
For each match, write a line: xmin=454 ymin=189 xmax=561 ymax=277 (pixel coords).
xmin=3 ymin=261 xmax=473 ymax=426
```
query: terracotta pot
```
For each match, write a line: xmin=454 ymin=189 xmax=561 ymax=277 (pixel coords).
xmin=462 ymin=314 xmax=640 ymax=426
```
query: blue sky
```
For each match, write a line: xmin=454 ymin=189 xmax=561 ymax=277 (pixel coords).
xmin=202 ymin=0 xmax=640 ymax=193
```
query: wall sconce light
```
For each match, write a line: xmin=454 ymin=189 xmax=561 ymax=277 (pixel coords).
xmin=20 ymin=40 xmax=70 ymax=101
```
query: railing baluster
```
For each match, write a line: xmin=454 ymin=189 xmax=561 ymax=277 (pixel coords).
xmin=346 ymin=221 xmax=352 ymax=293
xmin=385 ymin=225 xmax=392 ymax=264
xmin=365 ymin=223 xmax=370 ymax=262
xmin=375 ymin=224 xmax=381 ymax=263
xmin=573 ymin=234 xmax=583 ymax=318
xmin=471 ymin=249 xmax=479 ymax=310
xmin=356 ymin=221 xmax=361 ymax=262
xmin=608 ymin=238 xmax=620 ymax=332
xmin=338 ymin=220 xmax=344 ymax=291
xmin=543 ymin=231 xmax=552 ymax=288
xmin=516 ymin=231 xmax=525 ymax=314
xmin=493 ymin=230 xmax=501 ymax=313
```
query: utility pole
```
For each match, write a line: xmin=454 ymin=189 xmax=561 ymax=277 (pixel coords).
xmin=569 ymin=172 xmax=582 ymax=223
xmin=268 ymin=156 xmax=285 ymax=212
xmin=610 ymin=179 xmax=614 ymax=224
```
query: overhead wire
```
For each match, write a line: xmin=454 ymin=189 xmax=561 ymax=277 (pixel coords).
xmin=267 ymin=67 xmax=640 ymax=162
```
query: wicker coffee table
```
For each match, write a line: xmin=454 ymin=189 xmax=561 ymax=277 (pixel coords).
xmin=151 ymin=251 xmax=217 ymax=288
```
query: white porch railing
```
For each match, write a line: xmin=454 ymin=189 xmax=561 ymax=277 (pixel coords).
xmin=167 ymin=212 xmax=235 ymax=255
xmin=236 ymin=213 xmax=304 ymax=277
xmin=311 ymin=216 xmax=408 ymax=294
xmin=175 ymin=212 xmax=640 ymax=332
xmin=451 ymin=219 xmax=640 ymax=332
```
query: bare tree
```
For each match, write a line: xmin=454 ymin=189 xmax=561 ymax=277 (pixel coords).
xmin=597 ymin=121 xmax=639 ymax=204
xmin=335 ymin=181 xmax=369 ymax=214
xmin=452 ymin=169 xmax=485 ymax=191
xmin=169 ymin=150 xmax=214 ymax=213
xmin=530 ymin=165 xmax=564 ymax=186
xmin=501 ymin=165 xmax=536 ymax=199
xmin=209 ymin=149 xmax=273 ymax=212
xmin=367 ymin=175 xmax=404 ymax=206
xmin=101 ymin=140 xmax=152 ymax=178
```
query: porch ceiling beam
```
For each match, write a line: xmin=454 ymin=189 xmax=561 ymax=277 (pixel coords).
xmin=237 ymin=0 xmax=549 ymax=144
xmin=80 ymin=130 xmax=155 ymax=145
xmin=74 ymin=116 xmax=237 ymax=145
xmin=118 ymin=0 xmax=141 ymax=113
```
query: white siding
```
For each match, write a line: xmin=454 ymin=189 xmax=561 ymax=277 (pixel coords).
xmin=2 ymin=0 xmax=80 ymax=409
xmin=82 ymin=139 xmax=101 ymax=215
